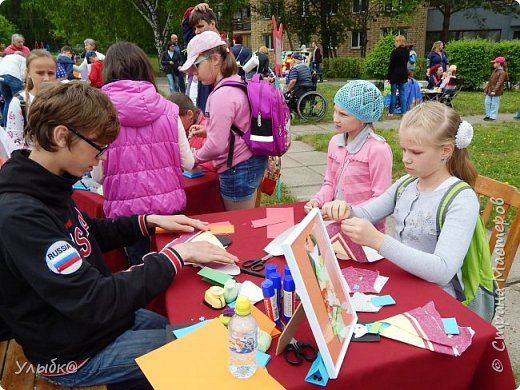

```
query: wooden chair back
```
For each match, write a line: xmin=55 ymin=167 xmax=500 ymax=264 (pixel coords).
xmin=474 ymin=175 xmax=520 ymax=289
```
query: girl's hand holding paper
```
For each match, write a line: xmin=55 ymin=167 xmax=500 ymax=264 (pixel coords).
xmin=341 ymin=218 xmax=384 ymax=250
xmin=322 ymin=200 xmax=351 ymax=221
xmin=172 ymin=241 xmax=239 ymax=265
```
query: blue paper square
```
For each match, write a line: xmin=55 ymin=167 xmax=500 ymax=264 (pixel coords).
xmin=442 ymin=318 xmax=460 ymax=335
xmin=371 ymin=295 xmax=396 ymax=307
xmin=256 ymin=351 xmax=271 ymax=368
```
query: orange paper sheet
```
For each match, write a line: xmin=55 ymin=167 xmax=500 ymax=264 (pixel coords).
xmin=208 ymin=221 xmax=235 ymax=234
xmin=251 ymin=304 xmax=281 ymax=338
xmin=136 ymin=319 xmax=285 ymax=389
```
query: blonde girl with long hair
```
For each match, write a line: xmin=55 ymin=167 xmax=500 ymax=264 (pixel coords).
xmin=322 ymin=101 xmax=479 ymax=299
xmin=5 ymin=49 xmax=58 ymax=150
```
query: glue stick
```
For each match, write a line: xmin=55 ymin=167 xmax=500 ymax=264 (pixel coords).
xmin=282 ymin=274 xmax=296 ymax=322
xmin=261 ymin=279 xmax=279 ymax=323
xmin=268 ymin=271 xmax=282 ymax=314
xmin=264 ymin=263 xmax=277 ymax=280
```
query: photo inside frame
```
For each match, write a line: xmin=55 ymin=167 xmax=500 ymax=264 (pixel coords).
xmin=281 ymin=209 xmax=357 ymax=379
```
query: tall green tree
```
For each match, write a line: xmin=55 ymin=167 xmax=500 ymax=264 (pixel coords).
xmin=425 ymin=0 xmax=519 ymax=43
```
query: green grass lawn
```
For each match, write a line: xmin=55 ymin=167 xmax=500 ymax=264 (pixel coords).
xmin=293 ymin=85 xmax=520 ymax=124
xmin=296 ymin=122 xmax=520 ymax=189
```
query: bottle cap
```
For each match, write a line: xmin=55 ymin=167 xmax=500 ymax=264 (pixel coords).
xmin=234 ymin=295 xmax=252 ymax=316
xmin=283 ymin=274 xmax=295 ymax=291
xmin=268 ymin=271 xmax=281 ymax=289
xmin=284 ymin=264 xmax=291 ymax=277
xmin=261 ymin=279 xmax=274 ymax=297
xmin=265 ymin=263 xmax=277 ymax=279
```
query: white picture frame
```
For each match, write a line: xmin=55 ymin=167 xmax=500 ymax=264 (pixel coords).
xmin=281 ymin=208 xmax=357 ymax=379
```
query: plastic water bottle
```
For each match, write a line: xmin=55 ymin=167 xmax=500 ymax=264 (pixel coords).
xmin=228 ymin=295 xmax=258 ymax=379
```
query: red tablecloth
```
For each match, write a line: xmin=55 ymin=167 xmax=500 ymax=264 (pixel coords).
xmin=72 ymin=170 xmax=225 ymax=272
xmin=156 ymin=203 xmax=516 ymax=390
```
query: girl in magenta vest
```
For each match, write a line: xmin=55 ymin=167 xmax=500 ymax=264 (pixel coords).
xmin=100 ymin=42 xmax=195 ymax=265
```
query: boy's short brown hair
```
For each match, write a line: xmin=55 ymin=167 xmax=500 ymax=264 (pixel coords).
xmin=25 ymin=82 xmax=120 ymax=152
xmin=189 ymin=9 xmax=217 ymax=29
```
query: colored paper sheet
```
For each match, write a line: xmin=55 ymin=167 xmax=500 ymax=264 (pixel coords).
xmin=266 ymin=207 xmax=294 ymax=239
xmin=442 ymin=318 xmax=460 ymax=335
xmin=136 ymin=319 xmax=284 ymax=389
xmin=172 ymin=320 xmax=210 ymax=339
xmin=208 ymin=221 xmax=235 ymax=234
xmin=256 ymin=351 xmax=271 ymax=368
xmin=251 ymin=215 xmax=287 ymax=228
xmin=250 ymin=304 xmax=276 ymax=335
xmin=371 ymin=295 xmax=396 ymax=307
xmin=197 ymin=267 xmax=233 ymax=287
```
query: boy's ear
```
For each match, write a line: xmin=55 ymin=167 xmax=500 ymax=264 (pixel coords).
xmin=53 ymin=125 xmax=69 ymax=148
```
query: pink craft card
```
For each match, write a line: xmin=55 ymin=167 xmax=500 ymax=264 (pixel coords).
xmin=266 ymin=208 xmax=294 ymax=238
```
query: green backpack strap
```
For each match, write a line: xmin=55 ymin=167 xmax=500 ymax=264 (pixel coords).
xmin=437 ymin=180 xmax=496 ymax=320
xmin=393 ymin=175 xmax=418 ymax=205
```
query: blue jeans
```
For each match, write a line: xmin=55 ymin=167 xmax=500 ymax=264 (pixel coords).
xmin=43 ymin=309 xmax=167 ymax=387
xmin=0 ymin=74 xmax=24 ymax=126
xmin=484 ymin=95 xmax=501 ymax=119
xmin=312 ymin=62 xmax=323 ymax=81
xmin=390 ymin=82 xmax=408 ymax=114
xmin=166 ymin=73 xmax=178 ymax=93
xmin=219 ymin=155 xmax=267 ymax=201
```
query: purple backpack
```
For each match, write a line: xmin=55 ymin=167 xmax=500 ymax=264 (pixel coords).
xmin=214 ymin=74 xmax=291 ymax=168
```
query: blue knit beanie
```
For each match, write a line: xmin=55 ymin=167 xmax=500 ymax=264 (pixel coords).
xmin=333 ymin=80 xmax=384 ymax=123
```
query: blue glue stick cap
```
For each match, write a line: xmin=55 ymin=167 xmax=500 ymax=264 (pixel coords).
xmin=284 ymin=264 xmax=291 ymax=277
xmin=269 ymin=271 xmax=282 ymax=289
xmin=265 ymin=263 xmax=277 ymax=279
xmin=261 ymin=279 xmax=274 ymax=297
xmin=283 ymin=274 xmax=295 ymax=291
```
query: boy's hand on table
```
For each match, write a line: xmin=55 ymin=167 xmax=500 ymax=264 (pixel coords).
xmin=174 ymin=241 xmax=239 ymax=265
xmin=147 ymin=215 xmax=209 ymax=233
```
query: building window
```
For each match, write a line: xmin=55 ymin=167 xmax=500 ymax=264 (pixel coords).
xmin=382 ymin=27 xmax=408 ymax=38
xmin=263 ymin=34 xmax=273 ymax=49
xmin=351 ymin=31 xmax=363 ymax=49
xmin=352 ymin=0 xmax=368 ymax=14
xmin=261 ymin=1 xmax=280 ymax=18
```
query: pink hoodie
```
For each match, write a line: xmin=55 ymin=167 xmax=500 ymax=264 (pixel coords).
xmin=194 ymin=75 xmax=253 ymax=173
xmin=312 ymin=128 xmax=393 ymax=229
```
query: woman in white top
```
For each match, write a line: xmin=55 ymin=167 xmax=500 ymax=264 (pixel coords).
xmin=5 ymin=49 xmax=58 ymax=152
xmin=73 ymin=38 xmax=105 ymax=80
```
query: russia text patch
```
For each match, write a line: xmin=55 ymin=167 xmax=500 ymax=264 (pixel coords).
xmin=45 ymin=241 xmax=83 ymax=274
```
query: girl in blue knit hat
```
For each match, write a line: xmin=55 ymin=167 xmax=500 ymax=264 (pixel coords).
xmin=304 ymin=80 xmax=393 ymax=232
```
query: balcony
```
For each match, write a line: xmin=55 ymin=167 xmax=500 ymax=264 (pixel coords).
xmin=232 ymin=17 xmax=251 ymax=32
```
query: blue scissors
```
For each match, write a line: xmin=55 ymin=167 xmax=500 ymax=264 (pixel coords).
xmin=241 ymin=254 xmax=273 ymax=272
xmin=284 ymin=338 xmax=317 ymax=365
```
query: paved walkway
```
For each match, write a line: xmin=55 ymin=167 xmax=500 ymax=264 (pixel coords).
xmin=286 ymin=114 xmax=519 ymax=380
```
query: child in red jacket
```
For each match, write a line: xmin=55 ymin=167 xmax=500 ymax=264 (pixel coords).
xmin=86 ymin=51 xmax=103 ymax=88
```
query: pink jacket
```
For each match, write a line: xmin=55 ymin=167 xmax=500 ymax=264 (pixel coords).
xmin=194 ymin=75 xmax=253 ymax=173
xmin=102 ymin=80 xmax=186 ymax=218
xmin=313 ymin=128 xmax=392 ymax=228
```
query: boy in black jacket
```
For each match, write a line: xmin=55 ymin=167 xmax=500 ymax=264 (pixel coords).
xmin=0 ymin=82 xmax=237 ymax=388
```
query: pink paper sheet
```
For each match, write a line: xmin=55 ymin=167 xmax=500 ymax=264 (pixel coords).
xmin=266 ymin=208 xmax=294 ymax=239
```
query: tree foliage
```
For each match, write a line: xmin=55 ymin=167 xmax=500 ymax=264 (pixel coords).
xmin=0 ymin=15 xmax=15 ymax=45
xmin=363 ymin=33 xmax=395 ymax=79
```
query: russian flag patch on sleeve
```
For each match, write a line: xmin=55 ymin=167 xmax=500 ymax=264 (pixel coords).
xmin=45 ymin=241 xmax=83 ymax=274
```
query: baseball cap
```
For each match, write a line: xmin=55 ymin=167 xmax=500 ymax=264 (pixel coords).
xmin=292 ymin=52 xmax=305 ymax=61
xmin=180 ymin=31 xmax=228 ymax=73
xmin=490 ymin=56 xmax=505 ymax=64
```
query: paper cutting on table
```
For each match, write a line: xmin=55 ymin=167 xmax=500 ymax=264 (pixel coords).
xmin=136 ymin=319 xmax=284 ymax=389
xmin=371 ymin=295 xmax=396 ymax=307
xmin=251 ymin=215 xmax=287 ymax=228
xmin=326 ymin=222 xmax=368 ymax=262
xmin=378 ymin=301 xmax=474 ymax=356
xmin=207 ymin=221 xmax=235 ymax=234
xmin=341 ymin=267 xmax=389 ymax=294
xmin=266 ymin=207 xmax=294 ymax=239
xmin=442 ymin=318 xmax=460 ymax=335
xmin=350 ymin=292 xmax=382 ymax=312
